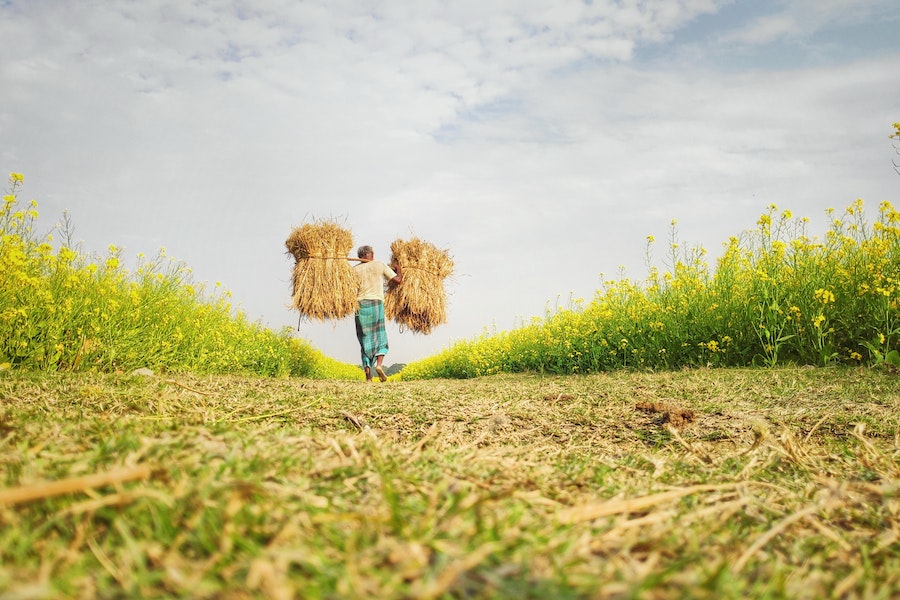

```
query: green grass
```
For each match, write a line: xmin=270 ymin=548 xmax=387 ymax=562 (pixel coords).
xmin=2 ymin=366 xmax=898 ymax=598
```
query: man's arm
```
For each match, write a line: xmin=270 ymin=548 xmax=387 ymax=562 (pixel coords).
xmin=389 ymin=262 xmax=402 ymax=286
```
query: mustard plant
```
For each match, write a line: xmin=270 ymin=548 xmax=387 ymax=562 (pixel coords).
xmin=0 ymin=174 xmax=361 ymax=379
xmin=404 ymin=199 xmax=900 ymax=379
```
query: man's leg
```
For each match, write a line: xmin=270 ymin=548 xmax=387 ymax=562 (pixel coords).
xmin=374 ymin=354 xmax=388 ymax=382
xmin=356 ymin=309 xmax=375 ymax=382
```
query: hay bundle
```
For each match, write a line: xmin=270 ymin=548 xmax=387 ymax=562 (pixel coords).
xmin=385 ymin=237 xmax=453 ymax=334
xmin=285 ymin=219 xmax=357 ymax=320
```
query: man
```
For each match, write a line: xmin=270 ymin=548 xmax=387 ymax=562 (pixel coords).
xmin=353 ymin=245 xmax=402 ymax=382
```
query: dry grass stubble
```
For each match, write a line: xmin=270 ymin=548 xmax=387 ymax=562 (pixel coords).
xmin=1 ymin=367 xmax=898 ymax=598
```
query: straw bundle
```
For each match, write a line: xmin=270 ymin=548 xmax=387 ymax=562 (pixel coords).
xmin=385 ymin=237 xmax=453 ymax=334
xmin=285 ymin=220 xmax=357 ymax=320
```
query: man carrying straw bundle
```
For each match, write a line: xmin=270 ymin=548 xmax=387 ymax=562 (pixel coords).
xmin=354 ymin=245 xmax=402 ymax=382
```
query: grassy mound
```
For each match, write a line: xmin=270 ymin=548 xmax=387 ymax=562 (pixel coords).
xmin=2 ymin=367 xmax=898 ymax=598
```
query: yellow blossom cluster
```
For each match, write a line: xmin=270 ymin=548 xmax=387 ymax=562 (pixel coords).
xmin=404 ymin=198 xmax=900 ymax=378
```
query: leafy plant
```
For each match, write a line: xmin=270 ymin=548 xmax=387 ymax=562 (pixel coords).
xmin=0 ymin=173 xmax=361 ymax=379
xmin=404 ymin=199 xmax=900 ymax=379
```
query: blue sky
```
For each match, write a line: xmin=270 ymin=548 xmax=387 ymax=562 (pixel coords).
xmin=2 ymin=0 xmax=898 ymax=366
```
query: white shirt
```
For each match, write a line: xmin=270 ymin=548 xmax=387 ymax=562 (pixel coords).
xmin=354 ymin=260 xmax=397 ymax=301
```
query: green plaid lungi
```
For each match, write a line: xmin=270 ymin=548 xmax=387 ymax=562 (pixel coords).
xmin=355 ymin=299 xmax=388 ymax=368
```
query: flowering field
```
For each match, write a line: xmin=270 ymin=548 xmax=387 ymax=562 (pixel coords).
xmin=0 ymin=174 xmax=361 ymax=380
xmin=403 ymin=199 xmax=900 ymax=379
xmin=5 ymin=171 xmax=899 ymax=382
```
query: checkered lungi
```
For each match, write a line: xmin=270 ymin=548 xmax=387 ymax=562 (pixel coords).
xmin=355 ymin=299 xmax=388 ymax=368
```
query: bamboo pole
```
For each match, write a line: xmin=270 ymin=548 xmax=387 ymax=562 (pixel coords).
xmin=300 ymin=256 xmax=370 ymax=262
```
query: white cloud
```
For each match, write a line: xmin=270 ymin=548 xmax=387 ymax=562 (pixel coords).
xmin=715 ymin=0 xmax=898 ymax=46
xmin=720 ymin=13 xmax=797 ymax=45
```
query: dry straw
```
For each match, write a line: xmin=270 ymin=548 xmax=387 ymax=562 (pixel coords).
xmin=285 ymin=220 xmax=357 ymax=320
xmin=385 ymin=237 xmax=454 ymax=334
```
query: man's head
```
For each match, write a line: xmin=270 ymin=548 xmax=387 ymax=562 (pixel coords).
xmin=357 ymin=245 xmax=374 ymax=259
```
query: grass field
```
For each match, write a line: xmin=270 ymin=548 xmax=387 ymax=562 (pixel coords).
xmin=2 ymin=366 xmax=898 ymax=599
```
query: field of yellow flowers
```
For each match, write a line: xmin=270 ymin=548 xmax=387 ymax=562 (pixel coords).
xmin=403 ymin=199 xmax=900 ymax=379
xmin=4 ymin=171 xmax=900 ymax=382
xmin=0 ymin=173 xmax=361 ymax=380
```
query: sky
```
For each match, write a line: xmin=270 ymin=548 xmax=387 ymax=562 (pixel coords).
xmin=2 ymin=0 xmax=899 ymax=366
